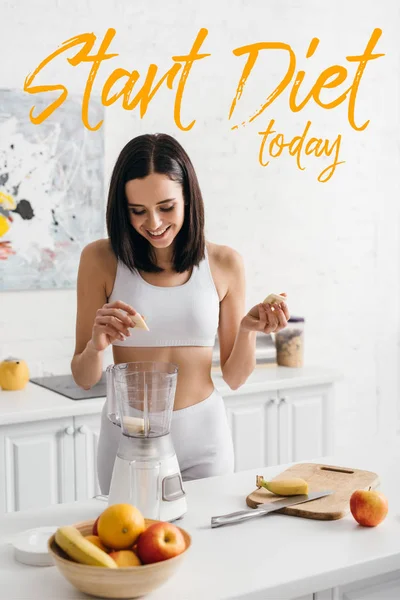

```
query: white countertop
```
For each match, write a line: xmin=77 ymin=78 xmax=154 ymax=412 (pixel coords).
xmin=0 ymin=365 xmax=339 ymax=426
xmin=0 ymin=382 xmax=105 ymax=425
xmin=213 ymin=364 xmax=340 ymax=396
xmin=0 ymin=441 xmax=399 ymax=600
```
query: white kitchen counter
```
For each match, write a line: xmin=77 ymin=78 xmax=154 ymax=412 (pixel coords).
xmin=0 ymin=441 xmax=399 ymax=600
xmin=0 ymin=382 xmax=105 ymax=425
xmin=213 ymin=364 xmax=340 ymax=396
xmin=0 ymin=365 xmax=340 ymax=425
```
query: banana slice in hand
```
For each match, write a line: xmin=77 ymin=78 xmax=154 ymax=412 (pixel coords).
xmin=262 ymin=293 xmax=287 ymax=305
xmin=129 ymin=313 xmax=149 ymax=331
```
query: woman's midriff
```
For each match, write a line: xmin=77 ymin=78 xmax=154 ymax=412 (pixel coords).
xmin=112 ymin=345 xmax=216 ymax=410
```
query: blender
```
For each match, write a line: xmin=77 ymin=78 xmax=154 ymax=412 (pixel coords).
xmin=106 ymin=361 xmax=187 ymax=521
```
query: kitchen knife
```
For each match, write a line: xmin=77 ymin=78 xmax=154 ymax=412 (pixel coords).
xmin=211 ymin=490 xmax=333 ymax=528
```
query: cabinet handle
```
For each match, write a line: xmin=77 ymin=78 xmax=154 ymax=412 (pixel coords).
xmin=78 ymin=425 xmax=90 ymax=435
xmin=64 ymin=426 xmax=75 ymax=435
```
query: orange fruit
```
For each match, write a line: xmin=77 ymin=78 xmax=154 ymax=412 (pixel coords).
xmin=97 ymin=504 xmax=145 ymax=550
xmin=109 ymin=549 xmax=142 ymax=567
xmin=84 ymin=535 xmax=109 ymax=553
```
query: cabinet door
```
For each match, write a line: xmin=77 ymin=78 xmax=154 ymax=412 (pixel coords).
xmin=0 ymin=418 xmax=75 ymax=513
xmin=278 ymin=384 xmax=334 ymax=464
xmin=224 ymin=391 xmax=278 ymax=471
xmin=74 ymin=413 xmax=101 ymax=501
xmin=336 ymin=570 xmax=400 ymax=599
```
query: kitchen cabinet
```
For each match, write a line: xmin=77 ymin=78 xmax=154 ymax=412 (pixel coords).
xmin=278 ymin=384 xmax=334 ymax=465
xmin=0 ymin=414 xmax=101 ymax=513
xmin=73 ymin=414 xmax=101 ymax=501
xmin=335 ymin=571 xmax=400 ymax=599
xmin=224 ymin=390 xmax=278 ymax=471
xmin=0 ymin=417 xmax=76 ymax=513
xmin=223 ymin=382 xmax=334 ymax=472
xmin=313 ymin=570 xmax=400 ymax=599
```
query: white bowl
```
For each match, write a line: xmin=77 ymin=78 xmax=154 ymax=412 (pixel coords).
xmin=13 ymin=526 xmax=59 ymax=567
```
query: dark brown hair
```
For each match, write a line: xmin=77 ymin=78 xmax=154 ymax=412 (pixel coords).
xmin=106 ymin=133 xmax=205 ymax=273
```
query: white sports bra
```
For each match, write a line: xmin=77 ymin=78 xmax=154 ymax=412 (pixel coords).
xmin=109 ymin=248 xmax=220 ymax=348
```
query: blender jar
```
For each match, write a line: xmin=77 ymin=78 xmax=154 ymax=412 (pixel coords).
xmin=275 ymin=317 xmax=305 ymax=367
xmin=113 ymin=361 xmax=178 ymax=437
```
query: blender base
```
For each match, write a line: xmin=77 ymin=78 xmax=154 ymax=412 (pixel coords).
xmin=108 ymin=433 xmax=187 ymax=522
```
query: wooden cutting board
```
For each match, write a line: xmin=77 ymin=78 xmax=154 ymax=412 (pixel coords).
xmin=246 ymin=463 xmax=379 ymax=520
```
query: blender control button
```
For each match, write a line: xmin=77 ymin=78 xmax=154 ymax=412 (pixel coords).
xmin=162 ymin=474 xmax=186 ymax=502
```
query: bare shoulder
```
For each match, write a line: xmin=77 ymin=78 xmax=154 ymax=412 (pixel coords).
xmin=80 ymin=239 xmax=116 ymax=272
xmin=206 ymin=242 xmax=244 ymax=301
xmin=206 ymin=241 xmax=244 ymax=274
xmin=79 ymin=240 xmax=117 ymax=298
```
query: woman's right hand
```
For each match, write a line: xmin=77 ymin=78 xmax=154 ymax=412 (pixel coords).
xmin=89 ymin=300 xmax=138 ymax=352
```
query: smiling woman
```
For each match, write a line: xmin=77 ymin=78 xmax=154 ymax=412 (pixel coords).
xmin=70 ymin=132 xmax=290 ymax=493
xmin=106 ymin=134 xmax=205 ymax=275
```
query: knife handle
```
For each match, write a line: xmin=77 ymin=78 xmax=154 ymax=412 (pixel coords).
xmin=211 ymin=504 xmax=279 ymax=528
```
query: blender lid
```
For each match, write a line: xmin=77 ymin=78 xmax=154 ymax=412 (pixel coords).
xmin=114 ymin=361 xmax=179 ymax=375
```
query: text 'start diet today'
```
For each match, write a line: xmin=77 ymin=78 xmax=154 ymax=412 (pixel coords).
xmin=24 ymin=28 xmax=384 ymax=183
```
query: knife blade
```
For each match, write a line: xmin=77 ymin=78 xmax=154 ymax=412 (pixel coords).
xmin=211 ymin=490 xmax=333 ymax=528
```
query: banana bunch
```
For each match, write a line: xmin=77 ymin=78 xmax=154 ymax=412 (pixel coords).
xmin=256 ymin=475 xmax=309 ymax=496
xmin=55 ymin=526 xmax=117 ymax=568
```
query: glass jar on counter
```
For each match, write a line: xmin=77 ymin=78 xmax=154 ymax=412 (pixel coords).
xmin=275 ymin=317 xmax=305 ymax=367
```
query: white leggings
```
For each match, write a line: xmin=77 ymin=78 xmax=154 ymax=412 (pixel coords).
xmin=97 ymin=388 xmax=235 ymax=495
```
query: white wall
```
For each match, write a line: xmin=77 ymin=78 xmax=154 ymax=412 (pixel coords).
xmin=1 ymin=0 xmax=399 ymax=448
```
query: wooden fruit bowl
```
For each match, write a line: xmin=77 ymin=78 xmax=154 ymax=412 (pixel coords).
xmin=48 ymin=519 xmax=191 ymax=599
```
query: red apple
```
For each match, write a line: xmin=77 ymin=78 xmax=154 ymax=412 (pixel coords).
xmin=136 ymin=522 xmax=186 ymax=564
xmin=92 ymin=516 xmax=100 ymax=536
xmin=350 ymin=488 xmax=388 ymax=527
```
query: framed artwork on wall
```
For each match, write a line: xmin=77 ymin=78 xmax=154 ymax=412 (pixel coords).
xmin=0 ymin=89 xmax=104 ymax=291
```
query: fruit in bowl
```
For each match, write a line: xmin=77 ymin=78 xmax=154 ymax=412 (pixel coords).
xmin=109 ymin=550 xmax=141 ymax=567
xmin=97 ymin=503 xmax=145 ymax=550
xmin=48 ymin=504 xmax=191 ymax=599
xmin=92 ymin=516 xmax=100 ymax=536
xmin=136 ymin=521 xmax=186 ymax=564
xmin=55 ymin=526 xmax=117 ymax=568
xmin=84 ymin=535 xmax=109 ymax=553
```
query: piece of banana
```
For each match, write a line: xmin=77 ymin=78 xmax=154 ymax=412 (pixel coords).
xmin=256 ymin=476 xmax=309 ymax=496
xmin=55 ymin=526 xmax=117 ymax=568
xmin=122 ymin=415 xmax=150 ymax=434
xmin=262 ymin=293 xmax=287 ymax=305
xmin=129 ymin=313 xmax=149 ymax=331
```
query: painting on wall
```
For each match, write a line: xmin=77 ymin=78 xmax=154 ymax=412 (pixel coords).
xmin=0 ymin=89 xmax=104 ymax=291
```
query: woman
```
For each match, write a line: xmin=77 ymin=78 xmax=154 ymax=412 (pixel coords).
xmin=71 ymin=133 xmax=289 ymax=493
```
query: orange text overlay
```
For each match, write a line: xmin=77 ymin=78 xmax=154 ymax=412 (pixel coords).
xmin=24 ymin=28 xmax=384 ymax=183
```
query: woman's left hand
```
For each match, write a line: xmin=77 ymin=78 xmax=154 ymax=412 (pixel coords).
xmin=240 ymin=293 xmax=290 ymax=334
